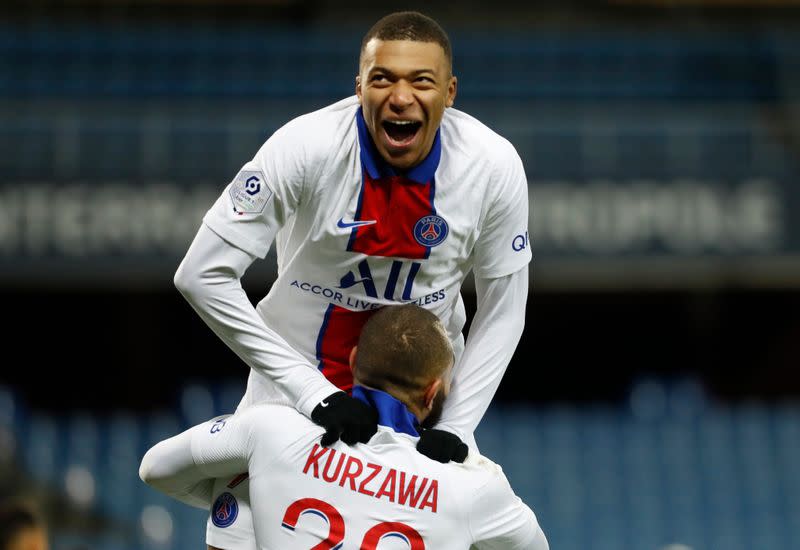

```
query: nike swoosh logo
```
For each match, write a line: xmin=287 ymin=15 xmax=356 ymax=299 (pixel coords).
xmin=337 ymin=218 xmax=377 ymax=229
xmin=319 ymin=400 xmax=330 ymax=408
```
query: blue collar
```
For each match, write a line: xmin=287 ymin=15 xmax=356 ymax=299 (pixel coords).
xmin=355 ymin=107 xmax=441 ymax=184
xmin=351 ymin=385 xmax=420 ymax=437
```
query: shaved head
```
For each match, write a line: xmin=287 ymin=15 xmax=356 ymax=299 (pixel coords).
xmin=355 ymin=304 xmax=453 ymax=395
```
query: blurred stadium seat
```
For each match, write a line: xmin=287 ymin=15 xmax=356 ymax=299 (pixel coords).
xmin=1 ymin=23 xmax=797 ymax=182
xmin=0 ymin=23 xmax=792 ymax=101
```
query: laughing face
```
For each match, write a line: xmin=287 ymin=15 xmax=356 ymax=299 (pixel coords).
xmin=356 ymin=39 xmax=457 ymax=172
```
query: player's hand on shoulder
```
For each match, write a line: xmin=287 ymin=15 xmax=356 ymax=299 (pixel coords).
xmin=311 ymin=391 xmax=378 ymax=446
xmin=417 ymin=428 xmax=468 ymax=463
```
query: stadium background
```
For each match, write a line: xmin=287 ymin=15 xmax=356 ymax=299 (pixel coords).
xmin=1 ymin=0 xmax=799 ymax=548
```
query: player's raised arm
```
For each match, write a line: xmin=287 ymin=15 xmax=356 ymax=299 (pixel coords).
xmin=174 ymin=224 xmax=337 ymax=415
xmin=434 ymin=142 xmax=531 ymax=446
xmin=174 ymin=116 xmax=377 ymax=442
xmin=436 ymin=267 xmax=528 ymax=439
xmin=175 ymin=119 xmax=332 ymax=412
xmin=174 ymin=224 xmax=377 ymax=443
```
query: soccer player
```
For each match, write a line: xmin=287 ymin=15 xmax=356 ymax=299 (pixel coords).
xmin=170 ymin=10 xmax=531 ymax=549
xmin=140 ymin=305 xmax=548 ymax=550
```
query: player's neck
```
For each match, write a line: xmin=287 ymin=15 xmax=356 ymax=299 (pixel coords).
xmin=351 ymin=384 xmax=424 ymax=435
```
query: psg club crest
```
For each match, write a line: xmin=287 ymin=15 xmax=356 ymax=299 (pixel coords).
xmin=211 ymin=492 xmax=239 ymax=528
xmin=413 ymin=215 xmax=449 ymax=247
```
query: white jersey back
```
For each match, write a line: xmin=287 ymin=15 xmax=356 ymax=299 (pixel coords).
xmin=195 ymin=399 xmax=545 ymax=549
xmin=203 ymin=96 xmax=532 ymax=406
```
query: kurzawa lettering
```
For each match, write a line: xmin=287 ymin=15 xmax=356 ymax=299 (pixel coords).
xmin=302 ymin=444 xmax=438 ymax=513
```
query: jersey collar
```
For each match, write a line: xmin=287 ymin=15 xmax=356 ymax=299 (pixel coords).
xmin=351 ymin=385 xmax=420 ymax=437
xmin=356 ymin=107 xmax=441 ymax=184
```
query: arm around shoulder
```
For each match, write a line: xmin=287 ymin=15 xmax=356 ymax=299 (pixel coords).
xmin=436 ymin=266 xmax=529 ymax=440
xmin=140 ymin=414 xmax=253 ymax=509
xmin=139 ymin=424 xmax=219 ymax=510
xmin=171 ymin=221 xmax=338 ymax=417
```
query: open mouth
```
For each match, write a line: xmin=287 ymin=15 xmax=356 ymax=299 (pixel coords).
xmin=382 ymin=119 xmax=422 ymax=147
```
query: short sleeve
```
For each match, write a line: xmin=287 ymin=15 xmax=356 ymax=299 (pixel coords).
xmin=473 ymin=143 xmax=532 ymax=279
xmin=203 ymin=120 xmax=309 ymax=259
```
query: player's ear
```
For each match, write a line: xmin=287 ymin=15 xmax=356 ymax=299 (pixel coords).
xmin=423 ymin=378 xmax=442 ymax=411
xmin=355 ymin=75 xmax=362 ymax=102
xmin=349 ymin=346 xmax=358 ymax=374
xmin=446 ymin=76 xmax=457 ymax=108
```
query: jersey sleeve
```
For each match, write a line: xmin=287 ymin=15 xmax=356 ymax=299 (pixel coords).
xmin=467 ymin=462 xmax=548 ymax=550
xmin=173 ymin=224 xmax=339 ymax=418
xmin=189 ymin=414 xmax=254 ymax=479
xmin=203 ymin=119 xmax=314 ymax=258
xmin=437 ymin=267 xmax=528 ymax=440
xmin=139 ymin=414 xmax=251 ymax=509
xmin=472 ymin=142 xmax=532 ymax=279
xmin=140 ymin=407 xmax=306 ymax=509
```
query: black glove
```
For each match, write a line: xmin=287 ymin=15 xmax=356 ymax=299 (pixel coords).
xmin=311 ymin=391 xmax=378 ymax=446
xmin=417 ymin=428 xmax=468 ymax=463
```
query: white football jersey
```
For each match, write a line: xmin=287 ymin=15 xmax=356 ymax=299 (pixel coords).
xmin=194 ymin=387 xmax=547 ymax=550
xmin=203 ymin=97 xmax=532 ymax=408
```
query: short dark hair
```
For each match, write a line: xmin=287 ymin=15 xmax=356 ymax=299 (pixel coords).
xmin=0 ymin=501 xmax=44 ymax=550
xmin=355 ymin=304 xmax=452 ymax=394
xmin=360 ymin=11 xmax=452 ymax=70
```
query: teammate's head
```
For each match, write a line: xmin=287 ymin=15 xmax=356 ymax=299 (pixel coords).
xmin=356 ymin=12 xmax=457 ymax=172
xmin=350 ymin=304 xmax=454 ymax=424
xmin=0 ymin=501 xmax=49 ymax=550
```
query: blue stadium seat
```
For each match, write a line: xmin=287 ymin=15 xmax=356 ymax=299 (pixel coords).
xmin=24 ymin=414 xmax=63 ymax=485
xmin=1 ymin=22 xmax=796 ymax=101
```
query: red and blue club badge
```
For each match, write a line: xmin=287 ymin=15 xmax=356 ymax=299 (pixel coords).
xmin=211 ymin=492 xmax=239 ymax=528
xmin=413 ymin=215 xmax=448 ymax=247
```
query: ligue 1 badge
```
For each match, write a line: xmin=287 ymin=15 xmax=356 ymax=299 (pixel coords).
xmin=229 ymin=169 xmax=272 ymax=215
xmin=413 ymin=215 xmax=449 ymax=247
xmin=211 ymin=492 xmax=239 ymax=528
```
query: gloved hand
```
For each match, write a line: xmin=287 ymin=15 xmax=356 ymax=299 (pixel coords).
xmin=417 ymin=428 xmax=468 ymax=463
xmin=311 ymin=391 xmax=378 ymax=446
